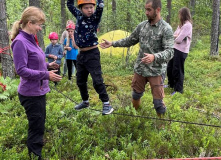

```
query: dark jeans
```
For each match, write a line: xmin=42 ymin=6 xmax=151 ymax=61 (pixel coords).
xmin=18 ymin=93 xmax=46 ymax=157
xmin=66 ymin=59 xmax=76 ymax=80
xmin=167 ymin=48 xmax=188 ymax=93
xmin=76 ymin=48 xmax=109 ymax=102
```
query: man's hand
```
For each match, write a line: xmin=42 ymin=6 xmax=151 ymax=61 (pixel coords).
xmin=99 ymin=39 xmax=112 ymax=49
xmin=141 ymin=53 xmax=155 ymax=64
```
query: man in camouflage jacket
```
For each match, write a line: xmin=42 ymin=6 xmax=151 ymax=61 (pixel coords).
xmin=100 ymin=0 xmax=174 ymax=117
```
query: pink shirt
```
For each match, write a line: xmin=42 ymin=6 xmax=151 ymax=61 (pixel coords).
xmin=174 ymin=21 xmax=192 ymax=53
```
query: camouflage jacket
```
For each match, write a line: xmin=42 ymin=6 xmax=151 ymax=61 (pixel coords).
xmin=112 ymin=19 xmax=174 ymax=77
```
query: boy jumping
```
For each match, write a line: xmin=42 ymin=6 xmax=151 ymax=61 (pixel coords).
xmin=67 ymin=0 xmax=114 ymax=115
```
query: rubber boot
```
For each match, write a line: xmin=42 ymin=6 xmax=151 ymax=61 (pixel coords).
xmin=132 ymin=98 xmax=141 ymax=110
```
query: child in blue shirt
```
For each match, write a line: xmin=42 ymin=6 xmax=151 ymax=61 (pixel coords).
xmin=45 ymin=32 xmax=63 ymax=85
xmin=67 ymin=0 xmax=114 ymax=115
xmin=63 ymin=23 xmax=79 ymax=80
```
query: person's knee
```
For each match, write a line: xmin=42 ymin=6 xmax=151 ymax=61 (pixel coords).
xmin=77 ymin=82 xmax=87 ymax=89
xmin=153 ymin=99 xmax=166 ymax=114
xmin=92 ymin=72 xmax=104 ymax=86
xmin=93 ymin=80 xmax=105 ymax=92
xmin=132 ymin=91 xmax=143 ymax=100
xmin=28 ymin=114 xmax=45 ymax=133
xmin=77 ymin=76 xmax=87 ymax=86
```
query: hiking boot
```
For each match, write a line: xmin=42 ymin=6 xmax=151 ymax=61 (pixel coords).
xmin=132 ymin=98 xmax=141 ymax=110
xmin=75 ymin=102 xmax=89 ymax=110
xmin=102 ymin=104 xmax=114 ymax=115
xmin=157 ymin=107 xmax=167 ymax=118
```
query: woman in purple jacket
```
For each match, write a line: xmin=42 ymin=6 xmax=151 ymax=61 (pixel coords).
xmin=11 ymin=6 xmax=62 ymax=160
xmin=166 ymin=7 xmax=192 ymax=94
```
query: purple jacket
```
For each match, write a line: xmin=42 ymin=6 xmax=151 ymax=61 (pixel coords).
xmin=11 ymin=30 xmax=50 ymax=96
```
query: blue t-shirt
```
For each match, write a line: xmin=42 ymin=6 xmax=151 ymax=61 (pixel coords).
xmin=64 ymin=38 xmax=78 ymax=60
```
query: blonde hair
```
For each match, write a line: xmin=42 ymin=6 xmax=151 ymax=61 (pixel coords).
xmin=11 ymin=6 xmax=45 ymax=40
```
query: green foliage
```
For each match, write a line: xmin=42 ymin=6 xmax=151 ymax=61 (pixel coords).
xmin=1 ymin=36 xmax=221 ymax=159
xmin=6 ymin=0 xmax=217 ymax=48
xmin=3 ymin=0 xmax=221 ymax=159
xmin=0 ymin=76 xmax=19 ymax=101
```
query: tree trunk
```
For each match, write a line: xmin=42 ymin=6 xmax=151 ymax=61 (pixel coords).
xmin=126 ymin=0 xmax=131 ymax=31
xmin=29 ymin=0 xmax=45 ymax=51
xmin=60 ymin=0 xmax=66 ymax=34
xmin=0 ymin=0 xmax=15 ymax=78
xmin=125 ymin=0 xmax=132 ymax=64
xmin=166 ymin=0 xmax=172 ymax=24
xmin=112 ymin=0 xmax=117 ymax=30
xmin=210 ymin=0 xmax=220 ymax=56
xmin=189 ymin=0 xmax=196 ymax=17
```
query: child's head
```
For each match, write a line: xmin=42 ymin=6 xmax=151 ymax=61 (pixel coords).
xmin=48 ymin=32 xmax=58 ymax=45
xmin=66 ymin=23 xmax=75 ymax=37
xmin=66 ymin=20 xmax=74 ymax=26
xmin=78 ymin=0 xmax=96 ymax=17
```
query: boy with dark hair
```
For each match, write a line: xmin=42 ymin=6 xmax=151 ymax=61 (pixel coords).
xmin=67 ymin=0 xmax=114 ymax=115
xmin=146 ymin=0 xmax=162 ymax=9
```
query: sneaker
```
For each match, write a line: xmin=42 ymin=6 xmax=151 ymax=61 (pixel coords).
xmin=75 ymin=102 xmax=89 ymax=110
xmin=102 ymin=104 xmax=114 ymax=115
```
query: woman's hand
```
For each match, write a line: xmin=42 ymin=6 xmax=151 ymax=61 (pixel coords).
xmin=49 ymin=60 xmax=59 ymax=69
xmin=49 ymin=70 xmax=62 ymax=82
xmin=99 ymin=39 xmax=112 ymax=49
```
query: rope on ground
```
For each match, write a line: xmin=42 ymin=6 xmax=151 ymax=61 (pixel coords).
xmin=51 ymin=86 xmax=221 ymax=129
